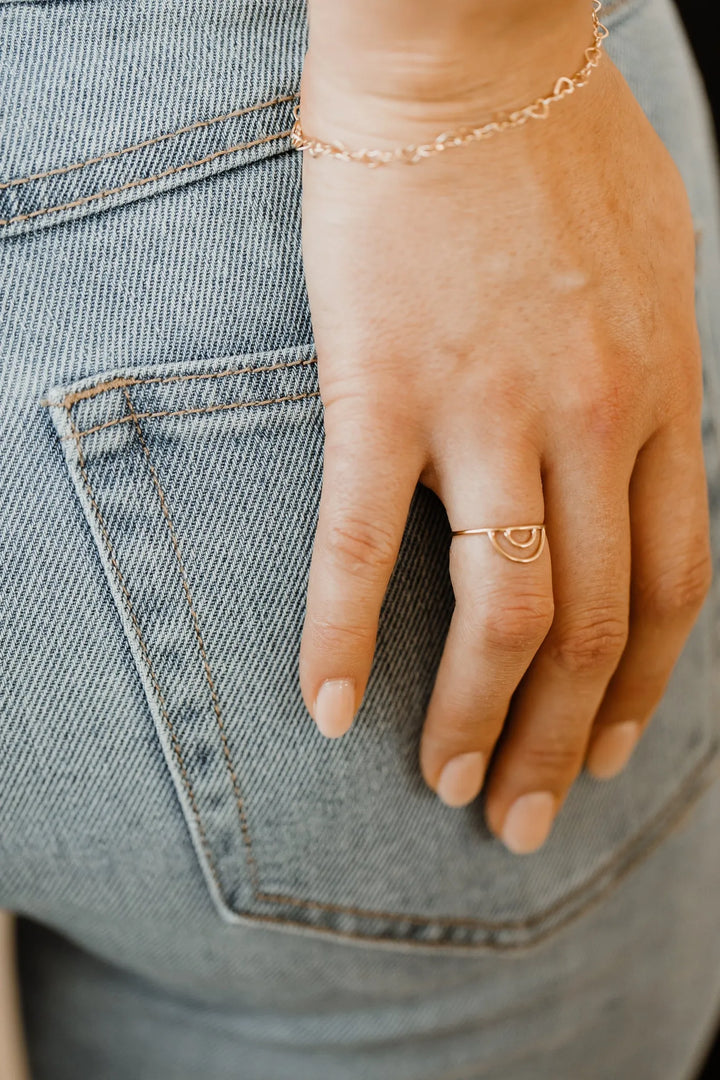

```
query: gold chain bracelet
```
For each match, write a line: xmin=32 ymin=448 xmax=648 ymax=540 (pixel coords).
xmin=291 ymin=0 xmax=608 ymax=167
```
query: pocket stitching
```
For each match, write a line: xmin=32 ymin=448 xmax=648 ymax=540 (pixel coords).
xmin=53 ymin=355 xmax=318 ymax=408
xmin=64 ymin=388 xmax=322 ymax=440
xmin=114 ymin=386 xmax=529 ymax=927
xmin=62 ymin=402 xmax=226 ymax=899
xmin=43 ymin=357 xmax=321 ymax=439
xmin=122 ymin=386 xmax=263 ymax=896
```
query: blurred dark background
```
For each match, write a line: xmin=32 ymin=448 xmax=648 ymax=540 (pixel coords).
xmin=675 ymin=3 xmax=718 ymax=1077
xmin=677 ymin=0 xmax=718 ymax=138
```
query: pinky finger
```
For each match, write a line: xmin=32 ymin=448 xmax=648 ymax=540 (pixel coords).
xmin=585 ymin=422 xmax=712 ymax=780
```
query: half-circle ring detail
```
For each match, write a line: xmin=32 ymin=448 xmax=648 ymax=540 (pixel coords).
xmin=451 ymin=525 xmax=546 ymax=564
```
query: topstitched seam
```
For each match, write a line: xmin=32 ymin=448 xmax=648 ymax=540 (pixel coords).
xmin=62 ymin=404 xmax=224 ymax=897
xmin=0 ymin=129 xmax=292 ymax=227
xmin=123 ymin=386 xmax=262 ymax=895
xmin=0 ymin=93 xmax=297 ymax=192
xmin=45 ymin=355 xmax=318 ymax=409
xmin=109 ymin=388 xmax=493 ymax=923
xmin=219 ymin=738 xmax=720 ymax=924
xmin=0 ymin=0 xmax=636 ymax=200
xmin=197 ymin=745 xmax=719 ymax=947
xmin=59 ymin=390 xmax=322 ymax=441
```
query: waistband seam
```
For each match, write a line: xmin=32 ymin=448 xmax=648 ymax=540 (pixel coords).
xmin=0 ymin=92 xmax=298 ymax=194
xmin=0 ymin=128 xmax=293 ymax=228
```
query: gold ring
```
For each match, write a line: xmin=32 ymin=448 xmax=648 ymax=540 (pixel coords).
xmin=451 ymin=525 xmax=546 ymax=564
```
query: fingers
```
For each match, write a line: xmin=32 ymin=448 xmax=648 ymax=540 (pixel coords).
xmin=483 ymin=447 xmax=634 ymax=853
xmin=585 ymin=421 xmax=712 ymax=778
xmin=420 ymin=442 xmax=553 ymax=808
xmin=299 ymin=398 xmax=423 ymax=738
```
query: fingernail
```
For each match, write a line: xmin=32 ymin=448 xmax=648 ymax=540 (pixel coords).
xmin=501 ymin=791 xmax=556 ymax=855
xmin=436 ymin=752 xmax=486 ymax=808
xmin=586 ymin=721 xmax=641 ymax=780
xmin=313 ymin=678 xmax=356 ymax=739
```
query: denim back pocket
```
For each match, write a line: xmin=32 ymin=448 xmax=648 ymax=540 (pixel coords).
xmin=43 ymin=341 xmax=720 ymax=950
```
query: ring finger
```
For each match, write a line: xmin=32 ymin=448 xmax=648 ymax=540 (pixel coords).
xmin=420 ymin=441 xmax=553 ymax=808
xmin=483 ymin=445 xmax=635 ymax=853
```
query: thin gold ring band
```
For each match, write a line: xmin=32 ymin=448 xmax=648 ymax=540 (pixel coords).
xmin=451 ymin=525 xmax=546 ymax=564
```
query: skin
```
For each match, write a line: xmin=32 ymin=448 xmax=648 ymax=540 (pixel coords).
xmin=0 ymin=913 xmax=29 ymax=1080
xmin=297 ymin=0 xmax=712 ymax=853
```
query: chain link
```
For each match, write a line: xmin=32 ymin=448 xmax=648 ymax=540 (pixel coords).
xmin=291 ymin=0 xmax=608 ymax=167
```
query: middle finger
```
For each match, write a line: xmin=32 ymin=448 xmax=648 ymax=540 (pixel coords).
xmin=420 ymin=440 xmax=553 ymax=808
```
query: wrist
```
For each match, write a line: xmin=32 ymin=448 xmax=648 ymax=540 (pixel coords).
xmin=301 ymin=1 xmax=602 ymax=152
xmin=304 ymin=0 xmax=593 ymax=107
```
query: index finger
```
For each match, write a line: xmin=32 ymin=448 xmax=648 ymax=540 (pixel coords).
xmin=299 ymin=398 xmax=423 ymax=738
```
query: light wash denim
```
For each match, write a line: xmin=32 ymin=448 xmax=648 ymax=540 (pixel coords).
xmin=2 ymin=0 xmax=720 ymax=1077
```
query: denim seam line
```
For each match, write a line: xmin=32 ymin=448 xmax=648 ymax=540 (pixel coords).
xmin=50 ymin=377 xmax=720 ymax=937
xmin=0 ymin=93 xmax=298 ymax=193
xmin=42 ymin=358 xmax=321 ymax=440
xmin=45 ymin=355 xmax=318 ymax=409
xmin=60 ymin=390 xmax=322 ymax=440
xmin=62 ymin=404 xmax=227 ymax=900
xmin=122 ymin=385 xmax=263 ymax=896
xmin=224 ymin=750 xmax=720 ymax=949
xmin=0 ymin=128 xmax=292 ymax=228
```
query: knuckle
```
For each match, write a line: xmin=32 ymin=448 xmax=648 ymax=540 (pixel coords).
xmin=306 ymin=613 xmax=370 ymax=655
xmin=666 ymin=349 xmax=704 ymax=419
xmin=325 ymin=514 xmax=397 ymax=577
xmin=519 ymin=733 xmax=585 ymax=776
xmin=480 ymin=591 xmax=555 ymax=653
xmin=586 ymin=391 xmax=631 ymax=443
xmin=574 ymin=370 xmax=635 ymax=446
xmin=640 ymin=548 xmax=713 ymax=618
xmin=422 ymin=714 xmax=483 ymax=756
xmin=549 ymin=611 xmax=628 ymax=674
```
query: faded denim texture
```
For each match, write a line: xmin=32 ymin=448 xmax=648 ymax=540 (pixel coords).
xmin=2 ymin=0 xmax=720 ymax=1077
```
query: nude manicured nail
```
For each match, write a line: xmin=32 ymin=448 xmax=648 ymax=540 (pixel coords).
xmin=501 ymin=791 xmax=556 ymax=855
xmin=436 ymin=752 xmax=486 ymax=808
xmin=586 ymin=721 xmax=640 ymax=780
xmin=313 ymin=678 xmax=356 ymax=739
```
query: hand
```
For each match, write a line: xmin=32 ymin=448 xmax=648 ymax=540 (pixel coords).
xmin=296 ymin=44 xmax=711 ymax=854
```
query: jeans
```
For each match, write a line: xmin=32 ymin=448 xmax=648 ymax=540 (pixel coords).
xmin=2 ymin=0 xmax=720 ymax=1076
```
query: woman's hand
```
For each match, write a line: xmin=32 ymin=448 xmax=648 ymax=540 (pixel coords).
xmin=297 ymin=21 xmax=711 ymax=854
